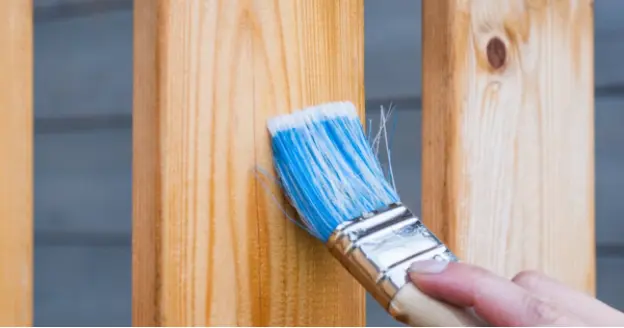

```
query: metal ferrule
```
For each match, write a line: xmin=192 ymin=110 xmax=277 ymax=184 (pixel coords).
xmin=326 ymin=203 xmax=458 ymax=310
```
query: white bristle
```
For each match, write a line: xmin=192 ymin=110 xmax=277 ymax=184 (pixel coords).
xmin=267 ymin=101 xmax=359 ymax=135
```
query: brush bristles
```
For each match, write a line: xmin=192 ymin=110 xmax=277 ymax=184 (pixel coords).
xmin=267 ymin=101 xmax=359 ymax=134
xmin=268 ymin=101 xmax=399 ymax=242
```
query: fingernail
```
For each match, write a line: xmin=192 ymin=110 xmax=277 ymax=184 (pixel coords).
xmin=408 ymin=259 xmax=449 ymax=274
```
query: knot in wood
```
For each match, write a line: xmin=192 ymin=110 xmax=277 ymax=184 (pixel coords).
xmin=486 ymin=37 xmax=506 ymax=70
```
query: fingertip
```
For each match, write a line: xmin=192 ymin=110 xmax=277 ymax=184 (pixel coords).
xmin=407 ymin=259 xmax=450 ymax=275
xmin=406 ymin=261 xmax=476 ymax=308
xmin=511 ymin=270 xmax=549 ymax=290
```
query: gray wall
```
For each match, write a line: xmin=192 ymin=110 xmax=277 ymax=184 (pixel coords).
xmin=33 ymin=0 xmax=624 ymax=326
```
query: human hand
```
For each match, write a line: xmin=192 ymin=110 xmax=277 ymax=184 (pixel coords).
xmin=408 ymin=260 xmax=624 ymax=326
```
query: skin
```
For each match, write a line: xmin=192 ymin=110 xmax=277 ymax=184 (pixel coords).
xmin=408 ymin=260 xmax=624 ymax=326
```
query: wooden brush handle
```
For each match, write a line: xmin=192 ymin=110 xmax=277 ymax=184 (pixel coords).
xmin=388 ymin=283 xmax=485 ymax=327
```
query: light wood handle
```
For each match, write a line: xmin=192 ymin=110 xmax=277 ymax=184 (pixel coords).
xmin=388 ymin=283 xmax=485 ymax=327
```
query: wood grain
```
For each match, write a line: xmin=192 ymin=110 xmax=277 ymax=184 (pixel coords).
xmin=0 ymin=0 xmax=33 ymax=326
xmin=422 ymin=0 xmax=595 ymax=294
xmin=133 ymin=0 xmax=365 ymax=326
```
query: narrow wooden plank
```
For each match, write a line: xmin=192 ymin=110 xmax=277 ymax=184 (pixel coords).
xmin=422 ymin=0 xmax=595 ymax=294
xmin=133 ymin=0 xmax=365 ymax=326
xmin=0 ymin=0 xmax=33 ymax=325
xmin=252 ymin=1 xmax=364 ymax=325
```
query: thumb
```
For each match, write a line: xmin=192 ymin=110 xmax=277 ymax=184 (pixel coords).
xmin=407 ymin=260 xmax=583 ymax=327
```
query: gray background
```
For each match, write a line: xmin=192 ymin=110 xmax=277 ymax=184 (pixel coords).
xmin=32 ymin=0 xmax=624 ymax=326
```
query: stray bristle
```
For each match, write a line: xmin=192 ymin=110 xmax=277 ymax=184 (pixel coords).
xmin=268 ymin=101 xmax=400 ymax=242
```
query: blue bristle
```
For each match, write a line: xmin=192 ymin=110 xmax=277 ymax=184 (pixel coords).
xmin=267 ymin=101 xmax=400 ymax=242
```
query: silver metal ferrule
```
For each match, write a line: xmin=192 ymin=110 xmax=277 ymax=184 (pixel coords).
xmin=326 ymin=203 xmax=458 ymax=310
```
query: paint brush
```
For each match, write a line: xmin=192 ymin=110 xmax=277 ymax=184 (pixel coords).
xmin=267 ymin=101 xmax=482 ymax=327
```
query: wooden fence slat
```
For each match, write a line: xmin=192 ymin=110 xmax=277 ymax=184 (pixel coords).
xmin=0 ymin=0 xmax=33 ymax=325
xmin=133 ymin=1 xmax=365 ymax=325
xmin=422 ymin=0 xmax=595 ymax=293
xmin=252 ymin=1 xmax=365 ymax=325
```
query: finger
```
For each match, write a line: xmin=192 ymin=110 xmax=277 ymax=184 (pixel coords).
xmin=408 ymin=260 xmax=583 ymax=327
xmin=512 ymin=270 xmax=624 ymax=326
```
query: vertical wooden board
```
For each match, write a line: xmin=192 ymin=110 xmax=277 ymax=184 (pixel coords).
xmin=422 ymin=0 xmax=595 ymax=293
xmin=0 ymin=0 xmax=33 ymax=326
xmin=133 ymin=0 xmax=365 ymax=326
xmin=132 ymin=1 xmax=159 ymax=325
xmin=134 ymin=1 xmax=260 ymax=326
xmin=252 ymin=0 xmax=365 ymax=326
